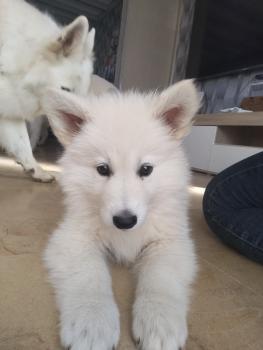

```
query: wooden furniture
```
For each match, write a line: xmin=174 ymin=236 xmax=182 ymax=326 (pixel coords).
xmin=194 ymin=112 xmax=263 ymax=127
xmin=183 ymin=112 xmax=263 ymax=173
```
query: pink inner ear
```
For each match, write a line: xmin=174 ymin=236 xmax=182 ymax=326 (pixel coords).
xmin=60 ymin=111 xmax=84 ymax=133
xmin=163 ymin=106 xmax=183 ymax=129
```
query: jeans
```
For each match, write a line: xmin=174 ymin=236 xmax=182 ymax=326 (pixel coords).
xmin=203 ymin=152 xmax=263 ymax=264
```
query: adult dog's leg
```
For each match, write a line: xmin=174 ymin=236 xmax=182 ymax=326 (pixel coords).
xmin=0 ymin=118 xmax=54 ymax=182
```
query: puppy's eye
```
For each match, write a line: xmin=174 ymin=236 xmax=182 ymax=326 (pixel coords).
xmin=138 ymin=163 xmax=153 ymax=177
xmin=96 ymin=163 xmax=111 ymax=177
xmin=61 ymin=86 xmax=71 ymax=92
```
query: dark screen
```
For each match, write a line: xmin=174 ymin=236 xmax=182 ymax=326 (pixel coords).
xmin=186 ymin=0 xmax=263 ymax=79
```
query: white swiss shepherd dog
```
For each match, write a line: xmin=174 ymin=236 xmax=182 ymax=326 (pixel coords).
xmin=43 ymin=80 xmax=200 ymax=350
xmin=0 ymin=0 xmax=95 ymax=182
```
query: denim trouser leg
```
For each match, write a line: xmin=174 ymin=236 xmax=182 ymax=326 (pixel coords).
xmin=203 ymin=152 xmax=263 ymax=264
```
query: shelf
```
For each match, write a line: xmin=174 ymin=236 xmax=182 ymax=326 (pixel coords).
xmin=194 ymin=112 xmax=263 ymax=126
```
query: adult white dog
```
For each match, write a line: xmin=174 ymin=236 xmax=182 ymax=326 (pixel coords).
xmin=0 ymin=0 xmax=95 ymax=182
xmin=43 ymin=79 xmax=199 ymax=350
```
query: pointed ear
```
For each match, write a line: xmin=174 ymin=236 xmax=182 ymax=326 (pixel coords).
xmin=156 ymin=80 xmax=201 ymax=139
xmin=85 ymin=28 xmax=95 ymax=57
xmin=42 ymin=89 xmax=89 ymax=146
xmin=50 ymin=16 xmax=89 ymax=57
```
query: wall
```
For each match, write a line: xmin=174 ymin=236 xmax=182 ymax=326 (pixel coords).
xmin=117 ymin=0 xmax=180 ymax=90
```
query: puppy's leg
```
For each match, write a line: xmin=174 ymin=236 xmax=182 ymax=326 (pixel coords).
xmin=133 ymin=238 xmax=197 ymax=350
xmin=0 ymin=118 xmax=54 ymax=182
xmin=44 ymin=229 xmax=120 ymax=350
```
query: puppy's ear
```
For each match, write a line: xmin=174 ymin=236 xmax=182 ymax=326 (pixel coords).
xmin=156 ymin=80 xmax=200 ymax=140
xmin=42 ymin=89 xmax=89 ymax=146
xmin=50 ymin=16 xmax=89 ymax=57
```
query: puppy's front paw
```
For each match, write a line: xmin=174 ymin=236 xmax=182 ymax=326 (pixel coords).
xmin=60 ymin=301 xmax=120 ymax=350
xmin=133 ymin=297 xmax=187 ymax=350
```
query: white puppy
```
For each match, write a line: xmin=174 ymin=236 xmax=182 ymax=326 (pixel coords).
xmin=43 ymin=80 xmax=199 ymax=350
xmin=0 ymin=0 xmax=95 ymax=181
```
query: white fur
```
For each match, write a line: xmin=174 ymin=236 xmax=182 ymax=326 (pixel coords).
xmin=43 ymin=80 xmax=200 ymax=350
xmin=0 ymin=0 xmax=94 ymax=181
xmin=27 ymin=75 xmax=117 ymax=150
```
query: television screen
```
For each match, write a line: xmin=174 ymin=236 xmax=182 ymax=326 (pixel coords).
xmin=186 ymin=0 xmax=263 ymax=79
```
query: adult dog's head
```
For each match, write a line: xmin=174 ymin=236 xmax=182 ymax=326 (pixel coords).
xmin=44 ymin=80 xmax=200 ymax=232
xmin=26 ymin=16 xmax=95 ymax=99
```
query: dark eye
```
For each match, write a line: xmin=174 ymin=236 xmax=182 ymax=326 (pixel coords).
xmin=61 ymin=86 xmax=71 ymax=92
xmin=96 ymin=163 xmax=111 ymax=177
xmin=138 ymin=163 xmax=153 ymax=177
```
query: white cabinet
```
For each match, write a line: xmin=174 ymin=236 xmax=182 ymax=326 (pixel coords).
xmin=208 ymin=144 xmax=263 ymax=173
xmin=183 ymin=126 xmax=216 ymax=170
xmin=183 ymin=117 xmax=263 ymax=174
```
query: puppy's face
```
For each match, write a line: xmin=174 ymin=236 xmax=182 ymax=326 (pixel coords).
xmin=72 ymin=108 xmax=176 ymax=231
xmin=44 ymin=80 xmax=200 ymax=231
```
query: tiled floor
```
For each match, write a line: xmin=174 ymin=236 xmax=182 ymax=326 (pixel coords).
xmin=0 ymin=152 xmax=262 ymax=350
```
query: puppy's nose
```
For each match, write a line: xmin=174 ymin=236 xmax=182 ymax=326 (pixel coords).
xmin=113 ymin=210 xmax=137 ymax=230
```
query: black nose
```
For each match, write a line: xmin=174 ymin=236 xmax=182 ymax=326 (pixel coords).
xmin=113 ymin=210 xmax=137 ymax=230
